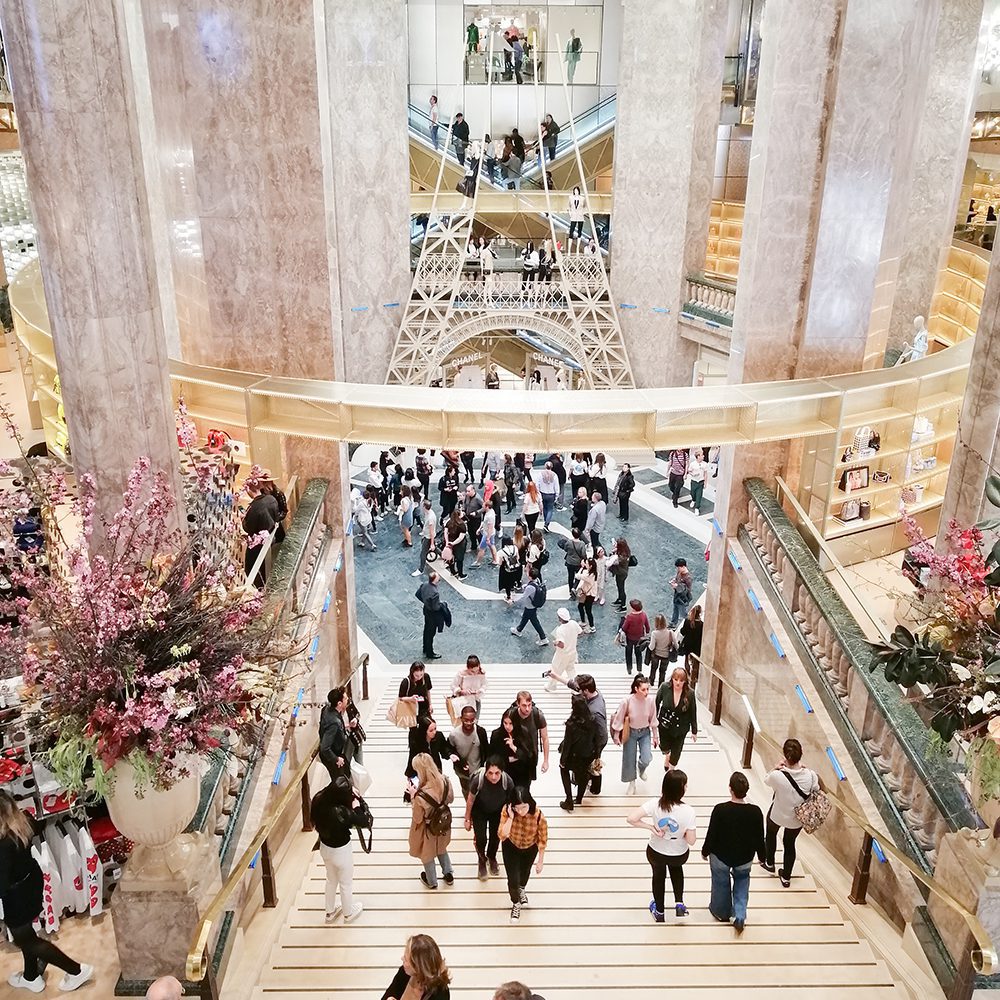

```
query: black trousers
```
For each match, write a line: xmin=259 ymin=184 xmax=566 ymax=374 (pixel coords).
xmin=765 ymin=809 xmax=803 ymax=876
xmin=472 ymin=807 xmax=502 ymax=862
xmin=668 ymin=472 xmax=685 ymax=506
xmin=452 ymin=540 xmax=467 ymax=575
xmin=619 ymin=493 xmax=631 ymax=521
xmin=560 ymin=764 xmax=588 ymax=805
xmin=422 ymin=612 xmax=437 ymax=656
xmin=525 ymin=512 xmax=539 ymax=533
xmin=11 ymin=923 xmax=80 ymax=981
xmin=648 ymin=654 xmax=670 ymax=688
xmin=625 ymin=639 xmax=644 ymax=674
xmin=578 ymin=596 xmax=595 ymax=627
xmin=566 ymin=565 xmax=578 ymax=591
xmin=647 ymin=845 xmax=688 ymax=911
xmin=461 ymin=454 xmax=475 ymax=481
xmin=502 ymin=840 xmax=538 ymax=903
xmin=615 ymin=574 xmax=628 ymax=606
xmin=659 ymin=726 xmax=687 ymax=766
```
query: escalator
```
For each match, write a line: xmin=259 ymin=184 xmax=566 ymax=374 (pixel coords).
xmin=409 ymin=96 xmax=615 ymax=254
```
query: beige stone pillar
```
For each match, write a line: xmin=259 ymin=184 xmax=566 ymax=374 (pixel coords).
xmin=611 ymin=0 xmax=728 ymax=388
xmin=879 ymin=0 xmax=984 ymax=360
xmin=939 ymin=252 xmax=1000 ymax=529
xmin=0 ymin=0 xmax=182 ymax=524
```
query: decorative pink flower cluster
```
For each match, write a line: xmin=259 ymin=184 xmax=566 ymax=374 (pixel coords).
xmin=0 ymin=400 xmax=285 ymax=794
xmin=175 ymin=396 xmax=198 ymax=451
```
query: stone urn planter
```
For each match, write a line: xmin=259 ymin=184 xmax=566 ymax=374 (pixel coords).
xmin=105 ymin=757 xmax=202 ymax=883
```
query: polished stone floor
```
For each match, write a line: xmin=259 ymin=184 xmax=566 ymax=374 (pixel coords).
xmin=350 ymin=449 xmax=710 ymax=667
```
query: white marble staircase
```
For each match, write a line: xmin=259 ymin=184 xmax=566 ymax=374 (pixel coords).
xmin=250 ymin=667 xmax=906 ymax=1000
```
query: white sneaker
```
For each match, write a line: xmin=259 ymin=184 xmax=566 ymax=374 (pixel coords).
xmin=411 ymin=569 xmax=422 ymax=577
xmin=59 ymin=965 xmax=93 ymax=992
xmin=536 ymin=638 xmax=549 ymax=647
xmin=344 ymin=903 xmax=364 ymax=923
xmin=325 ymin=905 xmax=342 ymax=923
xmin=8 ymin=973 xmax=44 ymax=994
xmin=626 ymin=781 xmax=636 ymax=795
xmin=511 ymin=628 xmax=522 ymax=637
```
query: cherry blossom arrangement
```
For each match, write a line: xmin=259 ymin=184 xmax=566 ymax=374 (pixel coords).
xmin=872 ymin=501 xmax=1000 ymax=794
xmin=0 ymin=406 xmax=297 ymax=797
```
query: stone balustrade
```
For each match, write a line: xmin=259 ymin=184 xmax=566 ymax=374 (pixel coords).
xmin=743 ymin=478 xmax=979 ymax=869
xmin=683 ymin=273 xmax=737 ymax=326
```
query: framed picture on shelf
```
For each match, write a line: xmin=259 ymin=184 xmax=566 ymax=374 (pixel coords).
xmin=838 ymin=466 xmax=869 ymax=493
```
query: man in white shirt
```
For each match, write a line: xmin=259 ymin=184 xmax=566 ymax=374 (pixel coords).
xmin=412 ymin=500 xmax=437 ymax=576
xmin=537 ymin=462 xmax=559 ymax=530
xmin=546 ymin=608 xmax=581 ymax=692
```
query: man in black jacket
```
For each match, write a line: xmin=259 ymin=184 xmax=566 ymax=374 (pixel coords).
xmin=453 ymin=112 xmax=471 ymax=165
xmin=319 ymin=686 xmax=352 ymax=781
xmin=242 ymin=483 xmax=279 ymax=587
xmin=416 ymin=572 xmax=443 ymax=660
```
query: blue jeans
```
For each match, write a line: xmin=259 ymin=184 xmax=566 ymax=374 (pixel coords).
xmin=422 ymin=852 xmax=453 ymax=888
xmin=541 ymin=493 xmax=556 ymax=526
xmin=670 ymin=594 xmax=691 ymax=628
xmin=516 ymin=607 xmax=546 ymax=639
xmin=709 ymin=854 xmax=751 ymax=922
xmin=621 ymin=726 xmax=651 ymax=782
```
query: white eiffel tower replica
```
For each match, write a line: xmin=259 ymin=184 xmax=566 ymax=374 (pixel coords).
xmin=386 ymin=32 xmax=634 ymax=389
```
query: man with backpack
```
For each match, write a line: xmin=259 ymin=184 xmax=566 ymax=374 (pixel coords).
xmin=509 ymin=690 xmax=549 ymax=785
xmin=510 ymin=565 xmax=549 ymax=645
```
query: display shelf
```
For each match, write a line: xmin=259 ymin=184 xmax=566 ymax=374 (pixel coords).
xmin=915 ymin=391 xmax=963 ymax=413
xmin=928 ymin=242 xmax=987 ymax=346
xmin=704 ymin=200 xmax=744 ymax=279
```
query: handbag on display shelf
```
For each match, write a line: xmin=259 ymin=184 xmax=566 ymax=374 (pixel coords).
xmin=900 ymin=486 xmax=917 ymax=504
xmin=852 ymin=426 xmax=874 ymax=454
xmin=838 ymin=499 xmax=861 ymax=522
xmin=912 ymin=416 xmax=935 ymax=442
xmin=872 ymin=470 xmax=891 ymax=484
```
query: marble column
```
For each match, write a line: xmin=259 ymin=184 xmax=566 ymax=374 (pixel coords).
xmin=611 ymin=0 xmax=727 ymax=388
xmin=138 ymin=0 xmax=338 ymax=380
xmin=871 ymin=0 xmax=984 ymax=362
xmin=702 ymin=0 xmax=846 ymax=670
xmin=794 ymin=0 xmax=944 ymax=379
xmin=0 ymin=0 xmax=182 ymax=525
xmin=314 ymin=0 xmax=412 ymax=385
xmin=939 ymin=250 xmax=1000 ymax=529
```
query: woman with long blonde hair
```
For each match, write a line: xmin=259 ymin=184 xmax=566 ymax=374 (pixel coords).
xmin=406 ymin=753 xmax=455 ymax=890
xmin=0 ymin=791 xmax=93 ymax=992
xmin=381 ymin=932 xmax=452 ymax=999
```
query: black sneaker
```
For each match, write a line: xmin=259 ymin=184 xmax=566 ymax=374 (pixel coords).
xmin=425 ymin=652 xmax=442 ymax=660
xmin=510 ymin=902 xmax=521 ymax=922
xmin=489 ymin=859 xmax=500 ymax=877
xmin=559 ymin=799 xmax=574 ymax=811
xmin=478 ymin=860 xmax=488 ymax=881
xmin=420 ymin=872 xmax=437 ymax=890
xmin=443 ymin=872 xmax=455 ymax=885
xmin=733 ymin=918 xmax=745 ymax=934
xmin=519 ymin=887 xmax=528 ymax=906
xmin=759 ymin=860 xmax=776 ymax=874
xmin=778 ymin=870 xmax=791 ymax=888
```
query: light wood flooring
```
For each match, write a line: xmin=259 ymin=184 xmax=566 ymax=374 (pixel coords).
xmin=252 ymin=667 xmax=904 ymax=1000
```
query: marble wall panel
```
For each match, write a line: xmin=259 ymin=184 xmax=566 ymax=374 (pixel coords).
xmin=611 ymin=0 xmax=726 ymax=388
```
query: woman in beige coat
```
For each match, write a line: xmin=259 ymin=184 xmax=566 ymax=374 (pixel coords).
xmin=407 ymin=753 xmax=456 ymax=889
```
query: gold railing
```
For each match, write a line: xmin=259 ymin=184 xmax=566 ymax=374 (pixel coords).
xmin=691 ymin=652 xmax=997 ymax=984
xmin=185 ymin=652 xmax=370 ymax=998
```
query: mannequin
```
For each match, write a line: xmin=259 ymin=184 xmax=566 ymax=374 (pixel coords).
xmin=565 ymin=29 xmax=582 ymax=84
xmin=894 ymin=315 xmax=930 ymax=366
xmin=467 ymin=21 xmax=480 ymax=54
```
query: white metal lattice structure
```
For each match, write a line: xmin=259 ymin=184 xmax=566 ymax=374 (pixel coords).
xmin=386 ymin=39 xmax=634 ymax=389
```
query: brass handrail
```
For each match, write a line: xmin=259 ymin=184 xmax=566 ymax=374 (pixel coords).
xmin=692 ymin=653 xmax=998 ymax=977
xmin=185 ymin=652 xmax=369 ymax=990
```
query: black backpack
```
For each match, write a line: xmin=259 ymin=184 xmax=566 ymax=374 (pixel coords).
xmin=531 ymin=580 xmax=548 ymax=608
xmin=536 ymin=548 xmax=550 ymax=567
xmin=417 ymin=789 xmax=453 ymax=837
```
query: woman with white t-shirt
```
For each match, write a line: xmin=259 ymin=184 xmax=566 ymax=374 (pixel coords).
xmin=627 ymin=769 xmax=697 ymax=921
xmin=687 ymin=449 xmax=709 ymax=514
xmin=761 ymin=738 xmax=819 ymax=887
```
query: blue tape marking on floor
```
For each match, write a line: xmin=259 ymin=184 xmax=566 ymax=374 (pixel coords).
xmin=350 ymin=305 xmax=370 ymax=312
xmin=323 ymin=591 xmax=331 ymax=613
xmin=711 ymin=517 xmax=723 ymax=537
xmin=272 ymin=750 xmax=287 ymax=785
xmin=334 ymin=553 xmax=343 ymax=573
xmin=706 ymin=320 xmax=721 ymax=328
xmin=680 ymin=311 xmax=696 ymax=320
xmin=619 ymin=303 xmax=637 ymax=309
xmin=728 ymin=548 xmax=742 ymax=572
xmin=769 ymin=632 xmax=786 ymax=658
xmin=825 ymin=746 xmax=846 ymax=780
xmin=652 ymin=307 xmax=669 ymax=314
xmin=250 ymin=850 xmax=260 ymax=870
xmin=309 ymin=636 xmax=320 ymax=661
xmin=872 ymin=838 xmax=887 ymax=863
xmin=794 ymin=685 xmax=814 ymax=713
xmin=382 ymin=302 xmax=400 ymax=308
xmin=746 ymin=588 xmax=762 ymax=612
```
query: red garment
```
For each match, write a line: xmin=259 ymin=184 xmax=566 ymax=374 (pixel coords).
xmin=622 ymin=611 xmax=649 ymax=641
